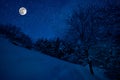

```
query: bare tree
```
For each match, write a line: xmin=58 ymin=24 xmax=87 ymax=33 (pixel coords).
xmin=66 ymin=6 xmax=99 ymax=74
xmin=66 ymin=0 xmax=120 ymax=76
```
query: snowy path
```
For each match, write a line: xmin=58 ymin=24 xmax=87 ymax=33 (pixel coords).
xmin=0 ymin=38 xmax=108 ymax=80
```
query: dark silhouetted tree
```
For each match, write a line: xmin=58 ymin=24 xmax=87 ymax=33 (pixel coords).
xmin=66 ymin=0 xmax=120 ymax=76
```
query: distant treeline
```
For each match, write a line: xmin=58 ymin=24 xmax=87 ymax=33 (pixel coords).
xmin=0 ymin=24 xmax=33 ymax=49
xmin=0 ymin=24 xmax=88 ymax=65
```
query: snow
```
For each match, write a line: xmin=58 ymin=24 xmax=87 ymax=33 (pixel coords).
xmin=0 ymin=37 xmax=109 ymax=80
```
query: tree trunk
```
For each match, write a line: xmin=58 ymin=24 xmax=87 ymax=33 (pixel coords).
xmin=84 ymin=48 xmax=94 ymax=75
xmin=88 ymin=60 xmax=94 ymax=75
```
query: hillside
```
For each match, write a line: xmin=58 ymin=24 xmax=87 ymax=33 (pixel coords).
xmin=0 ymin=37 xmax=108 ymax=80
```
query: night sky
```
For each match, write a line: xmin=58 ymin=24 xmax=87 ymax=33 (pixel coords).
xmin=0 ymin=0 xmax=105 ymax=40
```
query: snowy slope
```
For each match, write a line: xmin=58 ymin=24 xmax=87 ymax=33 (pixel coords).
xmin=0 ymin=37 xmax=109 ymax=80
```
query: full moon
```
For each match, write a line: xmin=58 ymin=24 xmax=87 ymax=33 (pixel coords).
xmin=19 ymin=7 xmax=27 ymax=15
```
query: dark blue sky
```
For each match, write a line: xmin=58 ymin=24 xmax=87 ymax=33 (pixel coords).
xmin=0 ymin=0 xmax=105 ymax=40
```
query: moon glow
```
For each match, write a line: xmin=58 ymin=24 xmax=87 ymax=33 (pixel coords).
xmin=19 ymin=7 xmax=27 ymax=15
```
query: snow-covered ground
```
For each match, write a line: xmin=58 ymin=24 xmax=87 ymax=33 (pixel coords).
xmin=0 ymin=37 xmax=109 ymax=80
